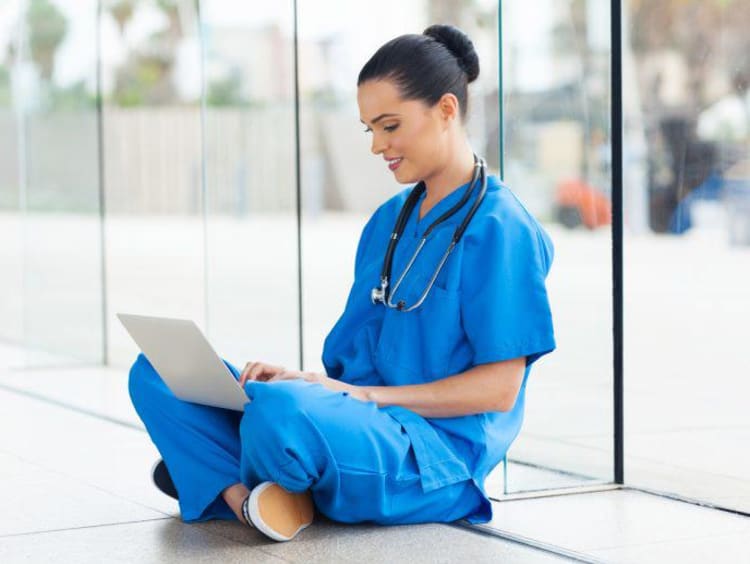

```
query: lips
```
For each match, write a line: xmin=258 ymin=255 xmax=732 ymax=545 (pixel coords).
xmin=385 ymin=157 xmax=403 ymax=171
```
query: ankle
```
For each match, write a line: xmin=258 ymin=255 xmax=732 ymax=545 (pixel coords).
xmin=222 ymin=483 xmax=251 ymax=522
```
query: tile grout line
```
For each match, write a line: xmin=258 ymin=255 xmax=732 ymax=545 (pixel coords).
xmin=454 ymin=522 xmax=604 ymax=563
xmin=0 ymin=381 xmax=144 ymax=432
xmin=0 ymin=516 xmax=174 ymax=539
xmin=0 ymin=445 xmax=179 ymax=520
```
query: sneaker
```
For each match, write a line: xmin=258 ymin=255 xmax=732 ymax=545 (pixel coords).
xmin=151 ymin=459 xmax=179 ymax=500
xmin=241 ymin=482 xmax=314 ymax=542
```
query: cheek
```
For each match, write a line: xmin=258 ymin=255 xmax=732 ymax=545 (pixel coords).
xmin=399 ymin=120 xmax=435 ymax=157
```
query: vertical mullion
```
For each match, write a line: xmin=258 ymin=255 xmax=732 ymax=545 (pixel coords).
xmin=611 ymin=0 xmax=625 ymax=485
xmin=293 ymin=0 xmax=304 ymax=370
xmin=497 ymin=1 xmax=504 ymax=180
xmin=95 ymin=0 xmax=109 ymax=365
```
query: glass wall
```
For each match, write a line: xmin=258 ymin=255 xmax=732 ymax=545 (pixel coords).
xmin=5 ymin=0 xmax=746 ymax=514
xmin=496 ymin=0 xmax=614 ymax=493
xmin=1 ymin=0 xmax=104 ymax=366
xmin=200 ymin=0 xmax=299 ymax=369
xmin=1 ymin=0 xmax=613 ymax=499
xmin=623 ymin=0 xmax=750 ymax=513
xmin=0 ymin=1 xmax=23 ymax=353
xmin=296 ymin=0 xmax=613 ymax=496
xmin=101 ymin=0 xmax=207 ymax=366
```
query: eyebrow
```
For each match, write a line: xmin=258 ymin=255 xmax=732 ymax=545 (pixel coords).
xmin=360 ymin=113 xmax=400 ymax=125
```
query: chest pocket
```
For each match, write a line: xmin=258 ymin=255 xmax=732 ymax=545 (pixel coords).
xmin=374 ymin=271 xmax=464 ymax=383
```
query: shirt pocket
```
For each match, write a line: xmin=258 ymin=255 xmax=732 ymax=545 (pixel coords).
xmin=374 ymin=272 xmax=463 ymax=381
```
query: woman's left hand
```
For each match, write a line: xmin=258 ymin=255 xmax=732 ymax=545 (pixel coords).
xmin=266 ymin=369 xmax=323 ymax=384
xmin=266 ymin=370 xmax=370 ymax=402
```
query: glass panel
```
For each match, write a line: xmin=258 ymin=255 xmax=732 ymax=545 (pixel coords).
xmin=102 ymin=0 xmax=206 ymax=366
xmin=0 ymin=2 xmax=23 ymax=360
xmin=498 ymin=0 xmax=613 ymax=492
xmin=20 ymin=0 xmax=104 ymax=365
xmin=624 ymin=0 xmax=750 ymax=512
xmin=199 ymin=1 xmax=299 ymax=369
xmin=298 ymin=1 xmax=518 ymax=493
xmin=300 ymin=2 xmax=502 ymax=372
xmin=298 ymin=1 xmax=434 ymax=375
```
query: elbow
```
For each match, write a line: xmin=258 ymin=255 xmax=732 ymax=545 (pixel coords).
xmin=492 ymin=391 xmax=520 ymax=413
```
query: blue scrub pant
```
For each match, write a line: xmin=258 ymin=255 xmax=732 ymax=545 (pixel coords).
xmin=128 ymin=354 xmax=483 ymax=525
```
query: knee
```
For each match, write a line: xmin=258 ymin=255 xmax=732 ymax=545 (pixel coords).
xmin=241 ymin=381 xmax=308 ymax=434
xmin=128 ymin=353 xmax=160 ymax=406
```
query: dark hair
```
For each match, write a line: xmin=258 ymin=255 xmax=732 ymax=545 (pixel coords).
xmin=357 ymin=24 xmax=480 ymax=120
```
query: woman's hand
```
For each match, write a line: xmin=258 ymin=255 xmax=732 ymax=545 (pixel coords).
xmin=266 ymin=369 xmax=325 ymax=385
xmin=239 ymin=361 xmax=287 ymax=386
xmin=251 ymin=367 xmax=371 ymax=402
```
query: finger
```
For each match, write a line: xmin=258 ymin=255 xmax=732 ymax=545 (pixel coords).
xmin=249 ymin=362 xmax=272 ymax=382
xmin=268 ymin=371 xmax=300 ymax=383
xmin=241 ymin=362 xmax=260 ymax=385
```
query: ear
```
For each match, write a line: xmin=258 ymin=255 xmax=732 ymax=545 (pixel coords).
xmin=437 ymin=93 xmax=460 ymax=126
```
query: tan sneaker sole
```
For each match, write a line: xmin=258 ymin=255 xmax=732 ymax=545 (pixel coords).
xmin=246 ymin=482 xmax=314 ymax=541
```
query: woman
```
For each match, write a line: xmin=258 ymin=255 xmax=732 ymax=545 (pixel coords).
xmin=129 ymin=24 xmax=555 ymax=542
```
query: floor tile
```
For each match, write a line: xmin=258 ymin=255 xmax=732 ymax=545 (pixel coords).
xmin=0 ymin=388 xmax=178 ymax=516
xmin=0 ymin=452 xmax=165 ymax=536
xmin=197 ymin=519 xmax=571 ymax=563
xmin=587 ymin=531 xmax=750 ymax=564
xmin=486 ymin=489 xmax=750 ymax=553
xmin=0 ymin=518 xmax=288 ymax=564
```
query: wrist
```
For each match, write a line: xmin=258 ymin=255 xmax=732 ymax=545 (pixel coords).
xmin=360 ymin=386 xmax=377 ymax=404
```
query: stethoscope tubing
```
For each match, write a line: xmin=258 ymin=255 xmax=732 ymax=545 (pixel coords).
xmin=372 ymin=155 xmax=488 ymax=312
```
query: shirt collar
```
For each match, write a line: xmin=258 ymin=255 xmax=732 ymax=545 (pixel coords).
xmin=409 ymin=174 xmax=493 ymax=239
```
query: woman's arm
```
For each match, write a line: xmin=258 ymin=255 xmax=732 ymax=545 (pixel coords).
xmin=267 ymin=357 xmax=527 ymax=418
xmin=361 ymin=357 xmax=526 ymax=418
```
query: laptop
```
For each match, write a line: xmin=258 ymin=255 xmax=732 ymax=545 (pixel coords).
xmin=118 ymin=313 xmax=249 ymax=411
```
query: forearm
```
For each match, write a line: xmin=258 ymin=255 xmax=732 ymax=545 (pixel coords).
xmin=361 ymin=358 xmax=526 ymax=418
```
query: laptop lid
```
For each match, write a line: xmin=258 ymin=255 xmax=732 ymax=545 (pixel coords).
xmin=118 ymin=313 xmax=248 ymax=412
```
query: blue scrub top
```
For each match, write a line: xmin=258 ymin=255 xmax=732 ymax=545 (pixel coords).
xmin=322 ymin=174 xmax=556 ymax=522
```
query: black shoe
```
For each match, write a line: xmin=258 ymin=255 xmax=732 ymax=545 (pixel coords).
xmin=152 ymin=459 xmax=179 ymax=500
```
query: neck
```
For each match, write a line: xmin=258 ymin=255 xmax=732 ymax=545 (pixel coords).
xmin=422 ymin=143 xmax=476 ymax=203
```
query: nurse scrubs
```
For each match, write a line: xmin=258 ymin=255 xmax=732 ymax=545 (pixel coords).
xmin=129 ymin=173 xmax=556 ymax=525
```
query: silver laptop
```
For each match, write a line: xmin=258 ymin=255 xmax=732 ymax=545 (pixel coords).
xmin=118 ymin=313 xmax=249 ymax=411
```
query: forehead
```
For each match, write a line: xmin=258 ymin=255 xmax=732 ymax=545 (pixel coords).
xmin=357 ymin=79 xmax=414 ymax=122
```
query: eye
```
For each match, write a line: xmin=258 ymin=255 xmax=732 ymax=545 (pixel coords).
xmin=363 ymin=127 xmax=372 ymax=133
xmin=384 ymin=124 xmax=399 ymax=132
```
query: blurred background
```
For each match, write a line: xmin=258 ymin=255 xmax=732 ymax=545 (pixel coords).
xmin=0 ymin=0 xmax=748 ymax=514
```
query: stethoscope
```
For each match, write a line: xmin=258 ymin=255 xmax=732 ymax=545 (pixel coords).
xmin=370 ymin=154 xmax=488 ymax=312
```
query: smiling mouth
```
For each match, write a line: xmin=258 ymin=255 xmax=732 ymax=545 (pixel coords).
xmin=386 ymin=157 xmax=403 ymax=171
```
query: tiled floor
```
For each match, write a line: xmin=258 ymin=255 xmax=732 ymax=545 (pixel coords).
xmin=0 ymin=357 xmax=748 ymax=563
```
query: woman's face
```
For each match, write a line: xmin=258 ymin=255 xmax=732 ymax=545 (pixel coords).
xmin=357 ymin=79 xmax=449 ymax=184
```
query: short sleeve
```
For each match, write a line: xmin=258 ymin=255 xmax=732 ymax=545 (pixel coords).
xmin=460 ymin=215 xmax=556 ymax=367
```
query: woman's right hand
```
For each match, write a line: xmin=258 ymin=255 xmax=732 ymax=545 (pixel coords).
xmin=239 ymin=361 xmax=286 ymax=386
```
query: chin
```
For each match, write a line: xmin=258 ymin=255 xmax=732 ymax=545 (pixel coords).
xmin=394 ymin=165 xmax=419 ymax=185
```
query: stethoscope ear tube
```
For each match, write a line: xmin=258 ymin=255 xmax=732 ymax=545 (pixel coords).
xmin=452 ymin=160 xmax=487 ymax=243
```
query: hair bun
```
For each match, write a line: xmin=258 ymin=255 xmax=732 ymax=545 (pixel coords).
xmin=423 ymin=24 xmax=480 ymax=83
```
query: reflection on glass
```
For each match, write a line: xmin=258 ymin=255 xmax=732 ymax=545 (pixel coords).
xmin=102 ymin=0 xmax=206 ymax=365
xmin=499 ymin=0 xmax=613 ymax=492
xmin=200 ymin=1 xmax=299 ymax=368
xmin=18 ymin=0 xmax=104 ymax=365
xmin=0 ymin=3 xmax=23 ymax=352
xmin=625 ymin=0 xmax=750 ymax=513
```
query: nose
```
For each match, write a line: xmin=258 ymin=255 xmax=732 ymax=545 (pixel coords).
xmin=370 ymin=131 xmax=386 ymax=156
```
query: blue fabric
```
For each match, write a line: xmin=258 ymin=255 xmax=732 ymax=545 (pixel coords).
xmin=129 ymin=354 xmax=484 ymax=525
xmin=129 ymin=174 xmax=555 ymax=526
xmin=322 ymin=174 xmax=556 ymax=522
